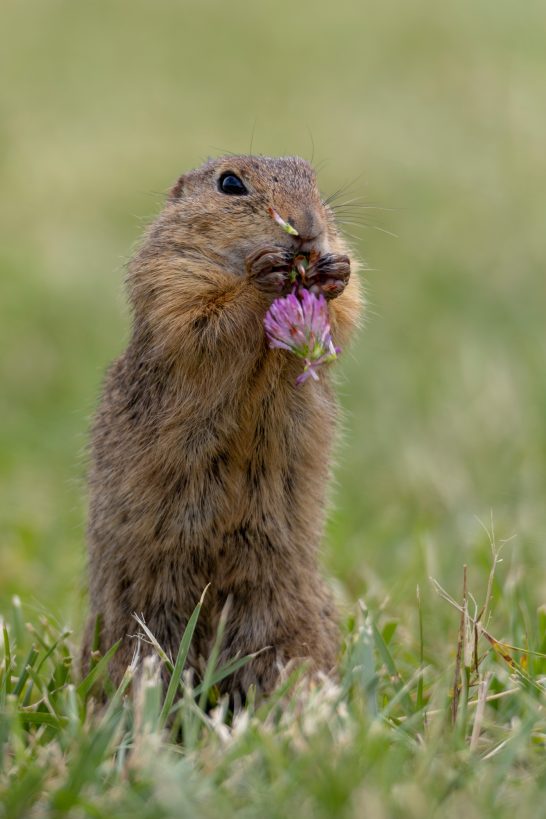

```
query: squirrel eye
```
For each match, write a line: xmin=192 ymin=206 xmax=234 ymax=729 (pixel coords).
xmin=218 ymin=172 xmax=248 ymax=195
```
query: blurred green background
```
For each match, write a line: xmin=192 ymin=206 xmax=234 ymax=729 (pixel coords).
xmin=1 ymin=0 xmax=545 ymax=634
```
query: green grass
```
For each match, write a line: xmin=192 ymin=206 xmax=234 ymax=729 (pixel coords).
xmin=1 ymin=560 xmax=545 ymax=818
xmin=1 ymin=0 xmax=546 ymax=815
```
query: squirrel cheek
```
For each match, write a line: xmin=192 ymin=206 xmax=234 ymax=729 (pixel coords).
xmin=225 ymin=245 xmax=253 ymax=277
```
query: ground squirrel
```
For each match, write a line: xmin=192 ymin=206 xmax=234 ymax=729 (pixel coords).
xmin=83 ymin=155 xmax=363 ymax=697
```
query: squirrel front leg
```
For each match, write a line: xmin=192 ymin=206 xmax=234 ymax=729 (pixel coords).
xmin=130 ymin=248 xmax=297 ymax=386
xmin=130 ymin=256 xmax=270 ymax=381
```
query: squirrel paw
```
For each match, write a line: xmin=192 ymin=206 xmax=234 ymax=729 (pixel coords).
xmin=246 ymin=246 xmax=293 ymax=295
xmin=305 ymin=254 xmax=351 ymax=300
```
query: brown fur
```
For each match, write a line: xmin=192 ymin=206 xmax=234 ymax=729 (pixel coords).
xmin=82 ymin=155 xmax=363 ymax=696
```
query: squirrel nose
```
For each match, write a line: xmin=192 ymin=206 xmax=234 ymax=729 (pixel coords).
xmin=288 ymin=208 xmax=324 ymax=243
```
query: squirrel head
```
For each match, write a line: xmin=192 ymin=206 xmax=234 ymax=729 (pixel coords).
xmin=160 ymin=155 xmax=340 ymax=274
xmin=128 ymin=156 xmax=356 ymax=352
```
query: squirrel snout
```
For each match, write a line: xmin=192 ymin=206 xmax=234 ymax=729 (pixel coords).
xmin=290 ymin=207 xmax=324 ymax=242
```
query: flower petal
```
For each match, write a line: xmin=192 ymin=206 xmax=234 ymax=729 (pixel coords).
xmin=263 ymin=288 xmax=342 ymax=385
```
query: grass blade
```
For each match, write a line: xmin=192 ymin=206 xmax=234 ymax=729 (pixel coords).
xmin=372 ymin=620 xmax=413 ymax=714
xmin=76 ymin=640 xmax=121 ymax=702
xmin=416 ymin=585 xmax=425 ymax=712
xmin=13 ymin=646 xmax=39 ymax=698
xmin=159 ymin=585 xmax=209 ymax=728
xmin=193 ymin=647 xmax=270 ymax=697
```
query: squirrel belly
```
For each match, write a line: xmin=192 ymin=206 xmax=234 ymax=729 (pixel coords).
xmin=82 ymin=155 xmax=363 ymax=696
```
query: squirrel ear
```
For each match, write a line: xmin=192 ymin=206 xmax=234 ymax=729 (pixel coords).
xmin=169 ymin=174 xmax=186 ymax=200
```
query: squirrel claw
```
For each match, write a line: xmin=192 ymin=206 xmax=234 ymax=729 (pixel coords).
xmin=305 ymin=254 xmax=351 ymax=300
xmin=246 ymin=246 xmax=293 ymax=295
